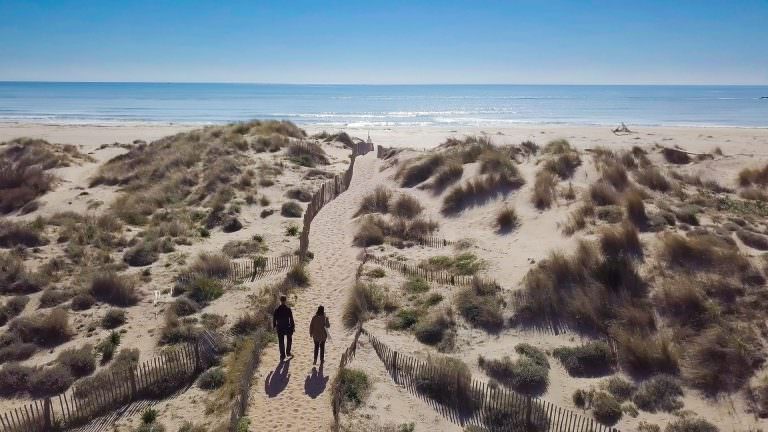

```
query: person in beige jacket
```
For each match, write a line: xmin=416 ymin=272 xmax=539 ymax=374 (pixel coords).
xmin=309 ymin=306 xmax=330 ymax=365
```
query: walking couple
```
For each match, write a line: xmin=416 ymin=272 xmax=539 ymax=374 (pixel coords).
xmin=272 ymin=295 xmax=330 ymax=365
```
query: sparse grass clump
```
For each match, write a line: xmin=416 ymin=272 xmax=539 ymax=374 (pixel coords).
xmin=342 ymin=282 xmax=393 ymax=328
xmin=662 ymin=148 xmax=691 ymax=164
xmin=0 ymin=221 xmax=48 ymax=248
xmin=532 ymin=170 xmax=557 ymax=209
xmin=665 ymin=417 xmax=718 ymax=432
xmin=397 ymin=155 xmax=445 ymax=187
xmin=659 ymin=233 xmax=754 ymax=276
xmin=356 ymin=186 xmax=391 ymax=216
xmin=632 ymin=374 xmax=683 ymax=412
xmin=390 ymin=194 xmax=423 ymax=219
xmin=286 ymin=142 xmax=328 ymax=167
xmin=8 ymin=308 xmax=72 ymax=347
xmin=280 ymin=201 xmax=303 ymax=218
xmin=198 ymin=367 xmax=225 ymax=390
xmin=635 ymin=166 xmax=671 ymax=191
xmin=404 ymin=276 xmax=429 ymax=293
xmin=415 ymin=356 xmax=474 ymax=411
xmin=542 ymin=139 xmax=582 ymax=179
xmin=353 ymin=217 xmax=385 ymax=247
xmin=589 ymin=181 xmax=620 ymax=206
xmin=738 ymin=163 xmax=768 ymax=187
xmin=442 ymin=172 xmax=524 ymax=215
xmin=38 ymin=288 xmax=73 ymax=309
xmin=0 ymin=295 xmax=28 ymax=326
xmin=285 ymin=264 xmax=309 ymax=287
xmin=428 ymin=162 xmax=463 ymax=193
xmin=90 ymin=272 xmax=139 ymax=306
xmin=29 ymin=364 xmax=74 ymax=397
xmin=332 ymin=369 xmax=370 ymax=412
xmin=683 ymin=325 xmax=760 ymax=394
xmin=495 ymin=206 xmax=518 ymax=232
xmin=603 ymin=376 xmax=636 ymax=402
xmin=455 ymin=280 xmax=504 ymax=332
xmin=190 ymin=253 xmax=231 ymax=279
xmin=625 ymin=190 xmax=647 ymax=227
xmin=57 ymin=344 xmax=96 ymax=378
xmin=736 ymin=229 xmax=768 ymax=250
xmin=102 ymin=308 xmax=127 ymax=329
xmin=413 ymin=308 xmax=455 ymax=350
xmin=478 ymin=349 xmax=549 ymax=395
xmin=614 ymin=331 xmax=679 ymax=376
xmin=552 ymin=342 xmax=614 ymax=377
xmin=591 ymin=391 xmax=623 ymax=425
xmin=123 ymin=240 xmax=160 ymax=266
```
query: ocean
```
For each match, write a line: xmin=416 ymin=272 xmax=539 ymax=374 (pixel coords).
xmin=0 ymin=82 xmax=766 ymax=128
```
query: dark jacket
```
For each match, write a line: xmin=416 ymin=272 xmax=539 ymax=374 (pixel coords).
xmin=309 ymin=314 xmax=330 ymax=342
xmin=273 ymin=304 xmax=294 ymax=334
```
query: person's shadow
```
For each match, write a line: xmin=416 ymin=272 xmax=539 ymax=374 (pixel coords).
xmin=264 ymin=359 xmax=291 ymax=397
xmin=304 ymin=366 xmax=328 ymax=399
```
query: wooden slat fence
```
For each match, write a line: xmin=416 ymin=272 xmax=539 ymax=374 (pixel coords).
xmin=227 ymin=141 xmax=373 ymax=431
xmin=176 ymin=254 xmax=300 ymax=287
xmin=0 ymin=335 xmax=223 ymax=432
xmin=331 ymin=326 xmax=364 ymax=423
xmin=362 ymin=330 xmax=620 ymax=432
xmin=227 ymin=330 xmax=268 ymax=432
xmin=364 ymin=254 xmax=497 ymax=289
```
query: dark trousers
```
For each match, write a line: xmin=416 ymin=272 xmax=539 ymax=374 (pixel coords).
xmin=278 ymin=331 xmax=292 ymax=360
xmin=313 ymin=339 xmax=325 ymax=364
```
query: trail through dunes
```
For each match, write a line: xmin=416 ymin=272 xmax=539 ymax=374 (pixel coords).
xmin=246 ymin=153 xmax=378 ymax=431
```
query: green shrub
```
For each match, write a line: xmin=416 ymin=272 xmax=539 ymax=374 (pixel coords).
xmin=280 ymin=201 xmax=303 ymax=218
xmin=404 ymin=276 xmax=429 ymax=293
xmin=102 ymin=308 xmax=127 ymax=329
xmin=142 ymin=408 xmax=158 ymax=424
xmin=515 ymin=343 xmax=549 ymax=369
xmin=414 ymin=308 xmax=455 ymax=351
xmin=478 ymin=355 xmax=549 ymax=395
xmin=198 ymin=367 xmax=225 ymax=390
xmin=591 ymin=391 xmax=622 ymax=425
xmin=356 ymin=186 xmax=391 ymax=216
xmin=603 ymin=376 xmax=636 ymax=402
xmin=387 ymin=308 xmax=420 ymax=330
xmin=552 ymin=342 xmax=614 ymax=377
xmin=332 ymin=368 xmax=370 ymax=411
xmin=187 ymin=277 xmax=224 ymax=304
xmin=455 ymin=281 xmax=503 ymax=333
xmin=57 ymin=344 xmax=95 ymax=377
xmin=632 ymin=374 xmax=683 ymax=413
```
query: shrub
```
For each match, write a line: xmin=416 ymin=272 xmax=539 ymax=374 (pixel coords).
xmin=0 ymin=221 xmax=47 ymax=248
xmin=387 ymin=308 xmax=420 ymax=330
xmin=478 ymin=354 xmax=549 ymax=395
xmin=599 ymin=222 xmax=642 ymax=259
xmin=353 ymin=217 xmax=385 ymax=247
xmin=159 ymin=311 xmax=199 ymax=345
xmin=332 ymin=368 xmax=370 ymax=411
xmin=674 ymin=205 xmax=700 ymax=226
xmin=632 ymin=374 xmax=683 ymax=412
xmin=589 ymin=181 xmax=620 ymax=206
xmin=515 ymin=343 xmax=549 ymax=368
xmin=429 ymin=162 xmax=463 ymax=193
xmin=231 ymin=312 xmax=261 ymax=336
xmin=0 ymin=339 xmax=36 ymax=363
xmin=603 ymin=376 xmax=636 ymax=402
xmin=532 ymin=170 xmax=557 ymax=209
xmin=102 ymin=308 xmax=127 ymax=329
xmin=222 ymin=217 xmax=243 ymax=233
xmin=356 ymin=186 xmax=391 ymax=216
xmin=8 ymin=308 xmax=72 ymax=347
xmin=413 ymin=308 xmax=455 ymax=350
xmin=615 ymin=331 xmax=680 ymax=376
xmin=495 ymin=206 xmax=518 ymax=232
xmin=222 ymin=236 xmax=266 ymax=258
xmin=737 ymin=229 xmax=768 ymax=250
xmin=625 ymin=191 xmax=647 ymax=227
xmin=652 ymin=277 xmax=711 ymax=329
xmin=737 ymin=163 xmax=768 ymax=186
xmin=660 ymin=233 xmax=752 ymax=274
xmin=665 ymin=417 xmax=718 ymax=432
xmin=573 ymin=389 xmax=587 ymax=408
xmin=342 ymin=282 xmax=391 ymax=328
xmin=57 ymin=344 xmax=96 ymax=377
xmin=285 ymin=188 xmax=312 ymax=202
xmin=123 ymin=241 xmax=159 ymax=266
xmin=39 ymin=288 xmax=73 ymax=308
xmin=172 ymin=297 xmax=200 ymax=317
xmin=189 ymin=253 xmax=231 ymax=279
xmin=397 ymin=155 xmax=445 ymax=187
xmin=635 ymin=167 xmax=671 ymax=191
xmin=683 ymin=325 xmax=760 ymax=394
xmin=391 ymin=194 xmax=423 ymax=219
xmin=280 ymin=201 xmax=303 ymax=218
xmin=0 ymin=363 xmax=34 ymax=396
xmin=442 ymin=172 xmax=525 ymax=215
xmin=285 ymin=264 xmax=309 ymax=287
xmin=0 ymin=296 xmax=28 ymax=325
xmin=90 ymin=272 xmax=139 ymax=306
xmin=29 ymin=364 xmax=74 ymax=397
xmin=70 ymin=293 xmax=95 ymax=310
xmin=404 ymin=276 xmax=429 ymax=293
xmin=286 ymin=142 xmax=328 ymax=167
xmin=187 ymin=277 xmax=224 ymax=304
xmin=198 ymin=367 xmax=225 ymax=390
xmin=601 ymin=163 xmax=629 ymax=191
xmin=415 ymin=356 xmax=474 ymax=412
xmin=455 ymin=281 xmax=503 ymax=333
xmin=367 ymin=268 xmax=386 ymax=278
xmin=552 ymin=342 xmax=614 ymax=377
xmin=142 ymin=408 xmax=159 ymax=424
xmin=591 ymin=391 xmax=622 ymax=425
xmin=662 ymin=148 xmax=691 ymax=164
xmin=740 ymin=187 xmax=768 ymax=201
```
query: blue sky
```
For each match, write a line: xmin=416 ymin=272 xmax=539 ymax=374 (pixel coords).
xmin=0 ymin=0 xmax=766 ymax=84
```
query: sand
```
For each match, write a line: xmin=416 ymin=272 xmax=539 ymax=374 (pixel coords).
xmin=3 ymin=122 xmax=768 ymax=431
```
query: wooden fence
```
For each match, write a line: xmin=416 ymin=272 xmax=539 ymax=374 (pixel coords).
xmin=331 ymin=326 xmax=363 ymax=424
xmin=176 ymin=254 xmax=300 ymax=287
xmin=0 ymin=334 xmax=223 ymax=432
xmin=363 ymin=330 xmax=620 ymax=432
xmin=226 ymin=140 xmax=373 ymax=431
xmin=364 ymin=254 xmax=497 ymax=288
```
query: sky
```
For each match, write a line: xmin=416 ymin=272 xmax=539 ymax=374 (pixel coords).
xmin=0 ymin=0 xmax=767 ymax=85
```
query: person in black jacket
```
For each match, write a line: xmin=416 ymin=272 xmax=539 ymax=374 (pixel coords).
xmin=273 ymin=295 xmax=294 ymax=361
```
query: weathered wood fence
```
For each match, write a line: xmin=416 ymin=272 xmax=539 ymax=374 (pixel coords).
xmin=331 ymin=326 xmax=363 ymax=424
xmin=176 ymin=254 xmax=301 ymax=286
xmin=363 ymin=330 xmax=620 ymax=432
xmin=298 ymin=141 xmax=373 ymax=258
xmin=0 ymin=334 xmax=222 ymax=432
xmin=227 ymin=140 xmax=373 ymax=431
xmin=364 ymin=254 xmax=497 ymax=288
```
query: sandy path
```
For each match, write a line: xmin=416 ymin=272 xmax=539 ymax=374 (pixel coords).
xmin=246 ymin=153 xmax=378 ymax=431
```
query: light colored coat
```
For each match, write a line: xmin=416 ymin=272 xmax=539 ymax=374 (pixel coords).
xmin=309 ymin=314 xmax=330 ymax=342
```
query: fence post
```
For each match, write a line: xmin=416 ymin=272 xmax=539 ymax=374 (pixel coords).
xmin=525 ymin=397 xmax=533 ymax=429
xmin=193 ymin=340 xmax=201 ymax=372
xmin=43 ymin=398 xmax=52 ymax=430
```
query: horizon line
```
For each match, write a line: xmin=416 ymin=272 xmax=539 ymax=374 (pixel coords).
xmin=1 ymin=80 xmax=767 ymax=87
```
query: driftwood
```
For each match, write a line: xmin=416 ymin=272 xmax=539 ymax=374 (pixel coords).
xmin=611 ymin=122 xmax=633 ymax=135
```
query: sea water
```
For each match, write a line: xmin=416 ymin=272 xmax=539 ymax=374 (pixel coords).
xmin=0 ymin=82 xmax=766 ymax=128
